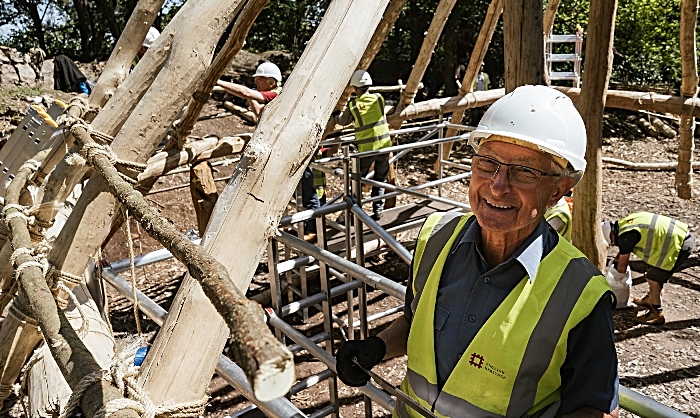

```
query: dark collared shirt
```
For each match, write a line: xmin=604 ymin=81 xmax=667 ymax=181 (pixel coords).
xmin=405 ymin=217 xmax=619 ymax=414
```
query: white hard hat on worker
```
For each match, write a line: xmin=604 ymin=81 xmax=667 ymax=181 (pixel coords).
xmin=350 ymin=70 xmax=373 ymax=88
xmin=143 ymin=27 xmax=160 ymax=48
xmin=469 ymin=85 xmax=587 ymax=185
xmin=254 ymin=62 xmax=282 ymax=82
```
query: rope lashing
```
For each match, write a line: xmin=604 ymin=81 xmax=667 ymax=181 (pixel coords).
xmin=2 ymin=204 xmax=35 ymax=227
xmin=70 ymin=126 xmax=148 ymax=183
xmin=59 ymin=340 xmax=208 ymax=418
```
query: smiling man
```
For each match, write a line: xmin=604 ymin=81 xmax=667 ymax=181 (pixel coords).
xmin=335 ymin=86 xmax=619 ymax=418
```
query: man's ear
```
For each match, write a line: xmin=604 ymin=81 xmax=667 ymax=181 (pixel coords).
xmin=548 ymin=177 xmax=575 ymax=207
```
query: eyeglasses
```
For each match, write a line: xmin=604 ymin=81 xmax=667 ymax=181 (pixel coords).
xmin=472 ymin=154 xmax=562 ymax=188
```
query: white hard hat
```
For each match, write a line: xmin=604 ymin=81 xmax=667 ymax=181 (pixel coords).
xmin=469 ymin=85 xmax=587 ymax=184
xmin=350 ymin=70 xmax=373 ymax=87
xmin=143 ymin=27 xmax=160 ymax=48
xmin=601 ymin=221 xmax=613 ymax=246
xmin=254 ymin=62 xmax=282 ymax=82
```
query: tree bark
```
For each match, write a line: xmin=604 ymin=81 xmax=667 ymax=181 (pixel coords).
xmin=46 ymin=0 xmax=247 ymax=286
xmin=503 ymin=0 xmax=546 ymax=92
xmin=543 ymin=0 xmax=562 ymax=36
xmin=140 ymin=0 xmax=392 ymax=407
xmin=571 ymin=0 xmax=618 ymax=270
xmin=2 ymin=151 xmax=138 ymax=418
xmin=390 ymin=0 xmax=458 ymax=128
xmin=70 ymin=125 xmax=293 ymax=402
xmin=676 ymin=0 xmax=698 ymax=199
xmin=436 ymin=0 xmax=503 ymax=168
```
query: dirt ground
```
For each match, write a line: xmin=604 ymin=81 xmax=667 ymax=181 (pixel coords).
xmin=2 ymin=95 xmax=699 ymax=417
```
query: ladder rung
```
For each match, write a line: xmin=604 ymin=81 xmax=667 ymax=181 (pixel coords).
xmin=547 ymin=34 xmax=581 ymax=43
xmin=549 ymin=71 xmax=579 ymax=80
xmin=547 ymin=54 xmax=581 ymax=62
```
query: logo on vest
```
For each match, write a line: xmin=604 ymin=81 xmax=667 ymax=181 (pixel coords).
xmin=468 ymin=353 xmax=484 ymax=368
xmin=468 ymin=353 xmax=506 ymax=379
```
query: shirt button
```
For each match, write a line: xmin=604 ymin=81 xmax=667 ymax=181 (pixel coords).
xmin=468 ymin=315 xmax=476 ymax=322
xmin=484 ymin=276 xmax=490 ymax=283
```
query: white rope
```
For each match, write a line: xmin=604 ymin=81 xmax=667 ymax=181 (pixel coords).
xmin=55 ymin=281 xmax=89 ymax=338
xmin=18 ymin=159 xmax=41 ymax=173
xmin=2 ymin=204 xmax=35 ymax=226
xmin=10 ymin=247 xmax=34 ymax=267
xmin=60 ymin=339 xmax=207 ymax=418
xmin=123 ymin=208 xmax=142 ymax=336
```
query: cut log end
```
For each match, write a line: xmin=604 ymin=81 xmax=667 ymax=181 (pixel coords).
xmin=253 ymin=353 xmax=296 ymax=402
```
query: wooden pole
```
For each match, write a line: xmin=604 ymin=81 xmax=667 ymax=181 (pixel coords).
xmin=70 ymin=125 xmax=293 ymax=399
xmin=503 ymin=0 xmax=545 ymax=92
xmin=2 ymin=151 xmax=139 ymax=418
xmin=571 ymin=0 xmax=618 ymax=270
xmin=32 ymin=0 xmax=170 ymax=189
xmin=334 ymin=0 xmax=408 ymax=112
xmin=436 ymin=0 xmax=503 ymax=168
xmin=139 ymin=0 xmax=392 ymax=408
xmin=45 ymin=0 xmax=247 ymax=287
xmin=390 ymin=0 xmax=458 ymax=129
xmin=543 ymin=0 xmax=562 ymax=36
xmin=675 ymin=0 xmax=698 ymax=199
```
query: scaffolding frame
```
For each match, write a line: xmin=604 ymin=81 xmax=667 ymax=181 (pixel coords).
xmin=101 ymin=122 xmax=691 ymax=418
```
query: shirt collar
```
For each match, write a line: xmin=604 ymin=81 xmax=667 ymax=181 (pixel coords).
xmin=454 ymin=217 xmax=549 ymax=283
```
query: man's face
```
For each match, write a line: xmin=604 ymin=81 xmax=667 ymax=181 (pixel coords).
xmin=137 ymin=46 xmax=148 ymax=59
xmin=255 ymin=76 xmax=276 ymax=91
xmin=469 ymin=140 xmax=572 ymax=239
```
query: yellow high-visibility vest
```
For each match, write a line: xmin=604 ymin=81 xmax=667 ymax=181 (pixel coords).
xmin=618 ymin=212 xmax=688 ymax=271
xmin=348 ymin=92 xmax=391 ymax=152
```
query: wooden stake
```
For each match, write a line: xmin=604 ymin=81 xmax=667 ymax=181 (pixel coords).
xmin=503 ymin=0 xmax=546 ymax=92
xmin=141 ymin=0 xmax=392 ymax=408
xmin=390 ymin=0 xmax=458 ymax=129
xmin=436 ymin=0 xmax=503 ymax=168
xmin=571 ymin=0 xmax=618 ymax=270
xmin=543 ymin=0 xmax=562 ymax=36
xmin=676 ymin=0 xmax=698 ymax=199
xmin=334 ymin=0 xmax=407 ymax=112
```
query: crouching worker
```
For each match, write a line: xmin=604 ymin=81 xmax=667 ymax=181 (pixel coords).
xmin=335 ymin=85 xmax=619 ymax=418
xmin=602 ymin=212 xmax=695 ymax=325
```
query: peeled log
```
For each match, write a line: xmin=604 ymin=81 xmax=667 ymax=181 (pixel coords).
xmin=140 ymin=0 xmax=393 ymax=407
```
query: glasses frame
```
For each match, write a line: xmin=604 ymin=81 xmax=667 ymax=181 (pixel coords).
xmin=472 ymin=154 xmax=562 ymax=187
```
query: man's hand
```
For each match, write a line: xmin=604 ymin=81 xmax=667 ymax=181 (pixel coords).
xmin=335 ymin=336 xmax=386 ymax=386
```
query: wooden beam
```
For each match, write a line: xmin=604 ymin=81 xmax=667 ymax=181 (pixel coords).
xmin=571 ymin=0 xmax=618 ymax=270
xmin=390 ymin=0 xmax=458 ymax=128
xmin=503 ymin=0 xmax=545 ymax=92
xmin=676 ymin=0 xmax=698 ymax=199
xmin=139 ymin=0 xmax=392 ymax=409
xmin=34 ymin=0 xmax=248 ymax=408
xmin=334 ymin=0 xmax=407 ymax=112
xmin=543 ymin=0 xmax=562 ymax=36
xmin=437 ymin=0 xmax=503 ymax=168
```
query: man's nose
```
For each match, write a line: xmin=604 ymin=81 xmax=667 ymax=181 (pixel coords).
xmin=490 ymin=165 xmax=511 ymax=193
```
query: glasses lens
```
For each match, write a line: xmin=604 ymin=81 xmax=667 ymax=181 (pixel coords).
xmin=474 ymin=156 xmax=499 ymax=175
xmin=510 ymin=165 xmax=541 ymax=185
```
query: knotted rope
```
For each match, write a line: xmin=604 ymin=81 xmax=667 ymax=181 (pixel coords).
xmin=59 ymin=339 xmax=208 ymax=418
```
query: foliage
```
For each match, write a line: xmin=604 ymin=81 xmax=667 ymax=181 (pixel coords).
xmin=0 ymin=0 xmax=695 ymax=91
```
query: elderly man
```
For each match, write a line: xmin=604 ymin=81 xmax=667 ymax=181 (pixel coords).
xmin=336 ymin=86 xmax=619 ymax=418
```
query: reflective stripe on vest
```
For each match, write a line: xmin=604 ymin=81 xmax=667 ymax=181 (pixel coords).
xmin=313 ymin=151 xmax=326 ymax=198
xmin=618 ymin=212 xmax=688 ymax=270
xmin=400 ymin=212 xmax=612 ymax=418
xmin=348 ymin=93 xmax=391 ymax=152
xmin=545 ymin=199 xmax=572 ymax=241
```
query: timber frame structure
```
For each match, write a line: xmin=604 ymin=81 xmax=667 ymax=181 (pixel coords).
xmin=0 ymin=0 xmax=696 ymax=416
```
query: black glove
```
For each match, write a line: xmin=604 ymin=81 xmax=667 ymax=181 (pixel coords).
xmin=335 ymin=336 xmax=386 ymax=387
xmin=331 ymin=110 xmax=342 ymax=118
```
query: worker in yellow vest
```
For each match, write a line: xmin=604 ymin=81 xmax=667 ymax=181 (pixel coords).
xmin=545 ymin=195 xmax=572 ymax=241
xmin=331 ymin=70 xmax=391 ymax=220
xmin=335 ymin=86 xmax=619 ymax=418
xmin=602 ymin=212 xmax=695 ymax=325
